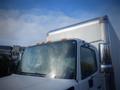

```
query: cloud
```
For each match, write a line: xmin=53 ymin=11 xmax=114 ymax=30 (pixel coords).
xmin=0 ymin=6 xmax=120 ymax=46
xmin=0 ymin=9 xmax=79 ymax=46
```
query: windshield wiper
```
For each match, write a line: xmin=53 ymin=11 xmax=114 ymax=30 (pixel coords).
xmin=17 ymin=72 xmax=46 ymax=77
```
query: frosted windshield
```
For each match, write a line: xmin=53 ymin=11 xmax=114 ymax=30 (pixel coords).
xmin=18 ymin=40 xmax=77 ymax=79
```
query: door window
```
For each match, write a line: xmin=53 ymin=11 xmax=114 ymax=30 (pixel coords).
xmin=80 ymin=46 xmax=97 ymax=79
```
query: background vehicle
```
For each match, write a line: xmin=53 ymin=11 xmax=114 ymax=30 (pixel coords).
xmin=0 ymin=45 xmax=24 ymax=77
xmin=0 ymin=46 xmax=12 ymax=77
xmin=47 ymin=16 xmax=120 ymax=90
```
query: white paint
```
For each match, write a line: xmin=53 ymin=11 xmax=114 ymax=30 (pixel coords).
xmin=0 ymin=74 xmax=76 ymax=90
xmin=49 ymin=20 xmax=100 ymax=35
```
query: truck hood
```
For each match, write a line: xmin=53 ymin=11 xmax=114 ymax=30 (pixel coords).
xmin=0 ymin=74 xmax=76 ymax=90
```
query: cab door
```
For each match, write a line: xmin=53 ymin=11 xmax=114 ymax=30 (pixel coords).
xmin=78 ymin=45 xmax=103 ymax=90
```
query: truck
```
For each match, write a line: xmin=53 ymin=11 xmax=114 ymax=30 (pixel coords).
xmin=47 ymin=16 xmax=120 ymax=90
xmin=0 ymin=16 xmax=119 ymax=90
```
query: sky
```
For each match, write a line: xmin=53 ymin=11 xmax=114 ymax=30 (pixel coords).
xmin=0 ymin=0 xmax=120 ymax=46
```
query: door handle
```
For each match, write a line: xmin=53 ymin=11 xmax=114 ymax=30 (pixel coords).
xmin=88 ymin=77 xmax=93 ymax=88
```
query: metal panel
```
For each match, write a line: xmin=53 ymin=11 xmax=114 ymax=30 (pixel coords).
xmin=47 ymin=22 xmax=102 ymax=47
xmin=108 ymin=21 xmax=120 ymax=90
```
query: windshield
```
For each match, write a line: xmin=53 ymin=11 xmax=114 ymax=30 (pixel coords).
xmin=17 ymin=40 xmax=77 ymax=79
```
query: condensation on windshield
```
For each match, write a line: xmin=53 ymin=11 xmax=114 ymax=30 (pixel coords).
xmin=21 ymin=40 xmax=77 ymax=79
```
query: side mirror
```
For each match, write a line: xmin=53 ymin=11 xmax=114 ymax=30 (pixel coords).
xmin=99 ymin=43 xmax=112 ymax=72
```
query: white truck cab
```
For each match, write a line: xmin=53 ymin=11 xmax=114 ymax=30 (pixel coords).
xmin=0 ymin=39 xmax=104 ymax=90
